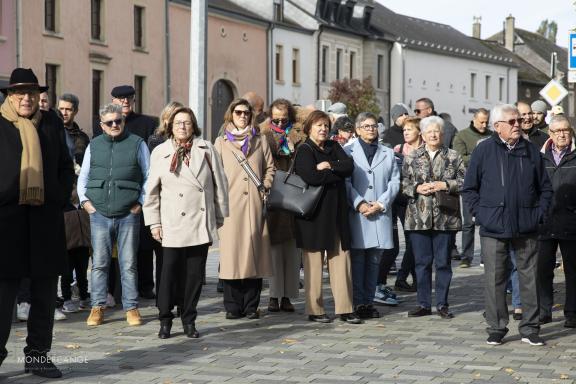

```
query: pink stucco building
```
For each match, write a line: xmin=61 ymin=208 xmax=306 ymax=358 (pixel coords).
xmin=0 ymin=0 xmax=17 ymax=88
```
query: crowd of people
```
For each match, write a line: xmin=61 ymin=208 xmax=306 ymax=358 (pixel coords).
xmin=0 ymin=66 xmax=575 ymax=379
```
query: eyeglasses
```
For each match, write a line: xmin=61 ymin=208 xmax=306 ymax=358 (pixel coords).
xmin=173 ymin=121 xmax=193 ymax=128
xmin=113 ymin=96 xmax=134 ymax=102
xmin=359 ymin=124 xmax=378 ymax=130
xmin=549 ymin=128 xmax=572 ymax=135
xmin=234 ymin=110 xmax=251 ymax=117
xmin=271 ymin=118 xmax=289 ymax=125
xmin=497 ymin=118 xmax=524 ymax=126
xmin=101 ymin=118 xmax=123 ymax=127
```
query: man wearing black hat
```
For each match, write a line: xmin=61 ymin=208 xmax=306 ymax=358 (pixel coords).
xmin=0 ymin=68 xmax=74 ymax=378
xmin=93 ymin=85 xmax=158 ymax=300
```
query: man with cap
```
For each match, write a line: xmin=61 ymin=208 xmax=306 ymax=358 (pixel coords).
xmin=517 ymin=101 xmax=549 ymax=149
xmin=78 ymin=102 xmax=150 ymax=328
xmin=327 ymin=102 xmax=347 ymax=123
xmin=531 ymin=100 xmax=549 ymax=134
xmin=0 ymin=68 xmax=74 ymax=378
xmin=94 ymin=85 xmax=158 ymax=300
xmin=382 ymin=103 xmax=409 ymax=148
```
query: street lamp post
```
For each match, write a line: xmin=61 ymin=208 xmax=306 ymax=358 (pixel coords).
xmin=189 ymin=0 xmax=207 ymax=135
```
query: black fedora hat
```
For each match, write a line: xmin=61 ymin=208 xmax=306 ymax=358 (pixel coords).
xmin=0 ymin=68 xmax=49 ymax=94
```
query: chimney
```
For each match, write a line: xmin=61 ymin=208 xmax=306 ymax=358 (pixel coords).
xmin=504 ymin=14 xmax=515 ymax=51
xmin=363 ymin=5 xmax=373 ymax=29
xmin=472 ymin=16 xmax=481 ymax=39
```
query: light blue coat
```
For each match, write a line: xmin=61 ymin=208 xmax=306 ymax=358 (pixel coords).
xmin=344 ymin=140 xmax=400 ymax=249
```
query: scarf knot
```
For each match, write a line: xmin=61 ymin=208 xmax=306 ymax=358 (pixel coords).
xmin=170 ymin=139 xmax=193 ymax=173
xmin=270 ymin=121 xmax=292 ymax=155
xmin=224 ymin=123 xmax=255 ymax=155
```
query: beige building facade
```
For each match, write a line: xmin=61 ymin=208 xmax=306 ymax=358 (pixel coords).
xmin=18 ymin=0 xmax=167 ymax=136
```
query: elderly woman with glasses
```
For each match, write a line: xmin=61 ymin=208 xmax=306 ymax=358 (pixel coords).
xmin=143 ymin=106 xmax=229 ymax=339
xmin=214 ymin=98 xmax=275 ymax=320
xmin=344 ymin=112 xmax=400 ymax=319
xmin=260 ymin=98 xmax=306 ymax=313
xmin=402 ymin=116 xmax=465 ymax=319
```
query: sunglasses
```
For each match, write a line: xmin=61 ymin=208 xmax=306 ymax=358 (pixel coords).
xmin=497 ymin=118 xmax=524 ymax=126
xmin=101 ymin=118 xmax=123 ymax=127
xmin=414 ymin=109 xmax=422 ymax=114
xmin=271 ymin=118 xmax=289 ymax=125
xmin=234 ymin=110 xmax=251 ymax=117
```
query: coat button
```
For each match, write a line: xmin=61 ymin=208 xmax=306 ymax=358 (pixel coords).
xmin=244 ymin=192 xmax=248 ymax=195
xmin=181 ymin=212 xmax=186 ymax=216
xmin=368 ymin=186 xmax=373 ymax=189
xmin=244 ymin=178 xmax=248 ymax=181
xmin=200 ymin=208 xmax=205 ymax=211
xmin=198 ymin=188 xmax=203 ymax=192
xmin=179 ymin=193 xmax=183 ymax=197
xmin=368 ymin=170 xmax=372 ymax=174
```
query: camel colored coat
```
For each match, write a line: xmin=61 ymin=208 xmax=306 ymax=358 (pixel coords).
xmin=143 ymin=139 xmax=229 ymax=247
xmin=214 ymin=133 xmax=275 ymax=279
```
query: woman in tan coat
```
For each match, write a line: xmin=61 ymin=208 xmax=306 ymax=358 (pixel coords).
xmin=144 ymin=106 xmax=229 ymax=339
xmin=260 ymin=99 xmax=306 ymax=312
xmin=214 ymin=98 xmax=275 ymax=320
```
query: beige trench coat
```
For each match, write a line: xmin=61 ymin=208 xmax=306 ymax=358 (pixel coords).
xmin=214 ymin=133 xmax=275 ymax=279
xmin=143 ymin=139 xmax=229 ymax=248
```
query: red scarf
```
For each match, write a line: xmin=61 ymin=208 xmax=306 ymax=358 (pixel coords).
xmin=170 ymin=139 xmax=193 ymax=173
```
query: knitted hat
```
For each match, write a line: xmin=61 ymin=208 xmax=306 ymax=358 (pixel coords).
xmin=391 ymin=103 xmax=410 ymax=122
xmin=327 ymin=102 xmax=347 ymax=114
xmin=531 ymin=100 xmax=547 ymax=114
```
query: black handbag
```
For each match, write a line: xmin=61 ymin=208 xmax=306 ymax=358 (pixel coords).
xmin=267 ymin=143 xmax=324 ymax=218
xmin=435 ymin=190 xmax=460 ymax=214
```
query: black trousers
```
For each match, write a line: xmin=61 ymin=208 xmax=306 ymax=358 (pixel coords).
xmin=396 ymin=206 xmax=416 ymax=284
xmin=61 ymin=246 xmax=90 ymax=301
xmin=538 ymin=239 xmax=576 ymax=319
xmin=0 ymin=277 xmax=57 ymax=361
xmin=158 ymin=244 xmax=208 ymax=325
xmin=223 ymin=278 xmax=263 ymax=315
xmin=137 ymin=248 xmax=154 ymax=294
xmin=17 ymin=278 xmax=31 ymax=304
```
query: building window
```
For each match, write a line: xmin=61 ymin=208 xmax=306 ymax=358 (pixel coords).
xmin=292 ymin=48 xmax=300 ymax=84
xmin=336 ymin=48 xmax=342 ymax=80
xmin=273 ymin=0 xmax=283 ymax=22
xmin=134 ymin=75 xmax=144 ymax=114
xmin=349 ymin=51 xmax=355 ymax=79
xmin=45 ymin=64 xmax=58 ymax=108
xmin=470 ymin=73 xmax=476 ymax=98
xmin=499 ymin=77 xmax=504 ymax=101
xmin=45 ymin=0 xmax=57 ymax=32
xmin=275 ymin=45 xmax=283 ymax=82
xmin=485 ymin=75 xmax=491 ymax=99
xmin=92 ymin=70 xmax=103 ymax=119
xmin=376 ymin=54 xmax=383 ymax=89
xmin=134 ymin=5 xmax=145 ymax=48
xmin=321 ymin=46 xmax=328 ymax=83
xmin=91 ymin=0 xmax=102 ymax=40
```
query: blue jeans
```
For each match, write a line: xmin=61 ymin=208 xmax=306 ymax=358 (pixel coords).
xmin=410 ymin=231 xmax=453 ymax=309
xmin=507 ymin=247 xmax=521 ymax=309
xmin=90 ymin=211 xmax=140 ymax=310
xmin=351 ymin=248 xmax=383 ymax=306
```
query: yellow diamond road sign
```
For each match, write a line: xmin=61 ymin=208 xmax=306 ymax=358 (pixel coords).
xmin=539 ymin=79 xmax=568 ymax=106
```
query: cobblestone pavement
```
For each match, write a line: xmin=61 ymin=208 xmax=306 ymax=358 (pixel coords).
xmin=2 ymin=235 xmax=575 ymax=383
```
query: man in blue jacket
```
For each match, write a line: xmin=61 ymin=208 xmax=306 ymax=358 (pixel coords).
xmin=462 ymin=104 xmax=552 ymax=347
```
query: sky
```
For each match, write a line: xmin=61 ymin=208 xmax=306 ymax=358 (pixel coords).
xmin=377 ymin=0 xmax=575 ymax=50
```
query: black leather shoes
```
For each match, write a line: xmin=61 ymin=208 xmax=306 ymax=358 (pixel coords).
xmin=308 ymin=314 xmax=332 ymax=323
xmin=394 ymin=280 xmax=416 ymax=292
xmin=226 ymin=311 xmax=243 ymax=319
xmin=24 ymin=354 xmax=62 ymax=378
xmin=158 ymin=321 xmax=172 ymax=339
xmin=245 ymin=311 xmax=260 ymax=320
xmin=365 ymin=305 xmax=380 ymax=318
xmin=183 ymin=324 xmax=200 ymax=338
xmin=437 ymin=306 xmax=454 ymax=319
xmin=408 ymin=306 xmax=432 ymax=317
xmin=564 ymin=317 xmax=576 ymax=328
xmin=340 ymin=313 xmax=363 ymax=324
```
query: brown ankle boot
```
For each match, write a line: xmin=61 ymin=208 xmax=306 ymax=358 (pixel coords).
xmin=268 ymin=298 xmax=280 ymax=312
xmin=280 ymin=297 xmax=295 ymax=312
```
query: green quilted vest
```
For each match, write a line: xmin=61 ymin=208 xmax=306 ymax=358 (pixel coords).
xmin=85 ymin=131 xmax=143 ymax=217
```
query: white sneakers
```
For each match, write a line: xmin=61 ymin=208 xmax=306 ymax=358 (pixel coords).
xmin=62 ymin=300 xmax=80 ymax=313
xmin=17 ymin=302 xmax=30 ymax=321
xmin=54 ymin=308 xmax=67 ymax=321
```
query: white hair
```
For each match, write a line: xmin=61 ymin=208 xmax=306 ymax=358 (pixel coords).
xmin=420 ymin=116 xmax=444 ymax=134
xmin=490 ymin=104 xmax=518 ymax=127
